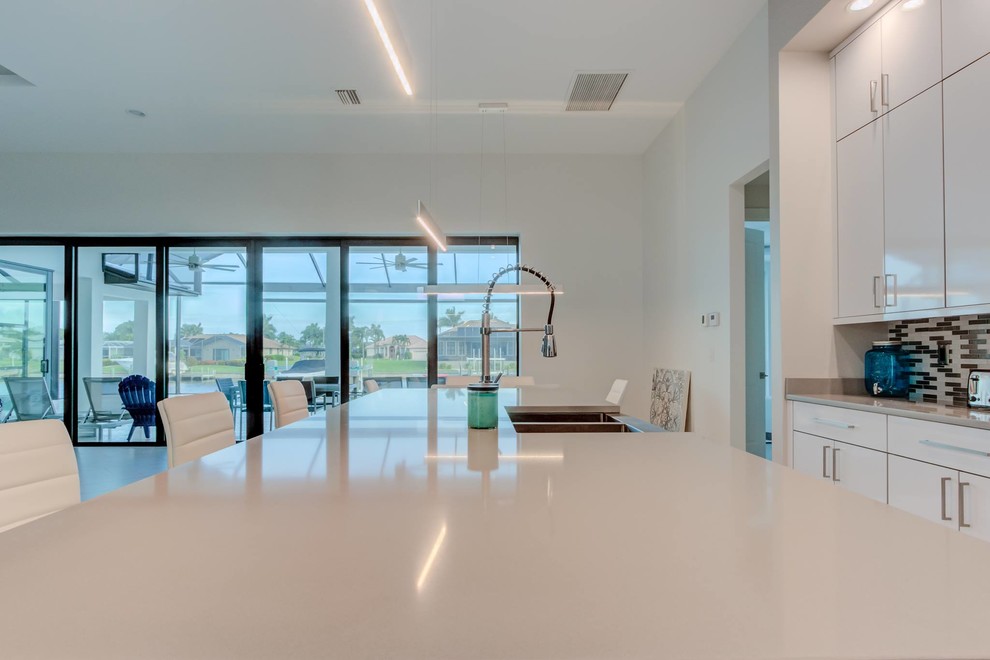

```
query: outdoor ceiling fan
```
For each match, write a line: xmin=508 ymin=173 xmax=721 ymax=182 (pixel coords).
xmin=357 ymin=251 xmax=427 ymax=273
xmin=169 ymin=250 xmax=238 ymax=272
xmin=356 ymin=251 xmax=431 ymax=288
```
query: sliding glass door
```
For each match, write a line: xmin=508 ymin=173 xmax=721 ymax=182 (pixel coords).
xmin=76 ymin=247 xmax=159 ymax=442
xmin=166 ymin=247 xmax=248 ymax=437
xmin=347 ymin=245 xmax=429 ymax=394
xmin=0 ymin=247 xmax=63 ymax=425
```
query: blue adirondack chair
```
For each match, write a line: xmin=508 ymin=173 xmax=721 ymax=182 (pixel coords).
xmin=118 ymin=375 xmax=156 ymax=441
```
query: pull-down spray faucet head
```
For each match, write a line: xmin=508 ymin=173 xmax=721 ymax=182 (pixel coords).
xmin=541 ymin=324 xmax=557 ymax=358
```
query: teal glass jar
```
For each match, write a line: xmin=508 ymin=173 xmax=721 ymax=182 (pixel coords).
xmin=467 ymin=383 xmax=500 ymax=429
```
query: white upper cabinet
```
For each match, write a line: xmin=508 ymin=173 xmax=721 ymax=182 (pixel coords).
xmin=835 ymin=21 xmax=882 ymax=140
xmin=836 ymin=120 xmax=885 ymax=318
xmin=944 ymin=55 xmax=990 ymax=307
xmin=942 ymin=0 xmax=990 ymax=77
xmin=882 ymin=84 xmax=945 ymax=313
xmin=880 ymin=0 xmax=942 ymax=110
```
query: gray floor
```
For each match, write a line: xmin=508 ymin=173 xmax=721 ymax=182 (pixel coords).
xmin=74 ymin=446 xmax=168 ymax=501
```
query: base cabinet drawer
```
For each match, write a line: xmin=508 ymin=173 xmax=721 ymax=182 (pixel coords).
xmin=792 ymin=402 xmax=886 ymax=451
xmin=888 ymin=416 xmax=990 ymax=478
xmin=888 ymin=454 xmax=957 ymax=529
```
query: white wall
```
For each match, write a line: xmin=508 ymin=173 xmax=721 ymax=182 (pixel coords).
xmin=641 ymin=6 xmax=770 ymax=444
xmin=0 ymin=153 xmax=648 ymax=417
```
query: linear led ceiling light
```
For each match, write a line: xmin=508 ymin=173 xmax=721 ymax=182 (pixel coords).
xmin=363 ymin=0 xmax=413 ymax=95
xmin=417 ymin=201 xmax=447 ymax=252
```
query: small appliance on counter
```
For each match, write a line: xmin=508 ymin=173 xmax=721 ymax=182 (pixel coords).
xmin=968 ymin=369 xmax=990 ymax=409
xmin=865 ymin=341 xmax=909 ymax=398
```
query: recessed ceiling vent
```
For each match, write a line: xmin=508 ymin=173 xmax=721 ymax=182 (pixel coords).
xmin=0 ymin=63 xmax=33 ymax=87
xmin=335 ymin=89 xmax=361 ymax=105
xmin=565 ymin=72 xmax=628 ymax=111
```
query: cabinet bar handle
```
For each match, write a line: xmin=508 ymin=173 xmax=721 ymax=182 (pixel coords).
xmin=885 ymin=274 xmax=897 ymax=308
xmin=870 ymin=80 xmax=879 ymax=113
xmin=881 ymin=73 xmax=889 ymax=107
xmin=812 ymin=417 xmax=856 ymax=430
xmin=832 ymin=447 xmax=840 ymax=483
xmin=822 ymin=445 xmax=831 ymax=479
xmin=873 ymin=276 xmax=884 ymax=309
xmin=960 ymin=482 xmax=971 ymax=529
xmin=941 ymin=477 xmax=952 ymax=521
xmin=919 ymin=439 xmax=990 ymax=458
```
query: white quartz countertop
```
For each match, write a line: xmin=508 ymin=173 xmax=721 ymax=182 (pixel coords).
xmin=2 ymin=388 xmax=990 ymax=658
xmin=788 ymin=392 xmax=990 ymax=431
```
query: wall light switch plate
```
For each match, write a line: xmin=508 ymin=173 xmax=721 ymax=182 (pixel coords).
xmin=701 ymin=314 xmax=709 ymax=327
xmin=707 ymin=312 xmax=720 ymax=327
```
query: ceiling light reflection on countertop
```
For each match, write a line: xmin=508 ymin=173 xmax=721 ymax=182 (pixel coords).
xmin=416 ymin=523 xmax=447 ymax=592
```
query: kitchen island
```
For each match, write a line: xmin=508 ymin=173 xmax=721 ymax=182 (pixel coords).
xmin=2 ymin=387 xmax=990 ymax=658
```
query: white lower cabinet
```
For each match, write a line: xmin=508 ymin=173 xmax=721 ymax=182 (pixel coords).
xmin=792 ymin=431 xmax=886 ymax=503
xmin=959 ymin=471 xmax=990 ymax=543
xmin=791 ymin=402 xmax=990 ymax=543
xmin=832 ymin=440 xmax=887 ymax=503
xmin=888 ymin=454 xmax=957 ymax=530
xmin=888 ymin=454 xmax=990 ymax=542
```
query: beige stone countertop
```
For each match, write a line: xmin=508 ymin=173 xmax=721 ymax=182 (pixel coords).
xmin=787 ymin=392 xmax=990 ymax=431
xmin=3 ymin=388 xmax=990 ymax=658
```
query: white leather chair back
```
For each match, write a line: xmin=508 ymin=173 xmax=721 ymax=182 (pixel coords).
xmin=268 ymin=380 xmax=310 ymax=429
xmin=363 ymin=379 xmax=380 ymax=393
xmin=606 ymin=379 xmax=629 ymax=405
xmin=500 ymin=376 xmax=536 ymax=387
xmin=0 ymin=419 xmax=80 ymax=533
xmin=158 ymin=392 xmax=235 ymax=468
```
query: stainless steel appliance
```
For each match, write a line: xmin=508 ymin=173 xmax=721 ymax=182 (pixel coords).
xmin=967 ymin=369 xmax=990 ymax=408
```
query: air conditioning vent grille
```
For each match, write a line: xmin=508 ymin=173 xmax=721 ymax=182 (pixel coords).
xmin=565 ymin=73 xmax=628 ymax=111
xmin=335 ymin=89 xmax=361 ymax=105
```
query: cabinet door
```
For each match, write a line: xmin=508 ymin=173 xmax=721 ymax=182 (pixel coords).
xmin=836 ymin=120 xmax=885 ymax=318
xmin=792 ymin=431 xmax=831 ymax=481
xmin=944 ymin=55 xmax=990 ymax=307
xmin=959 ymin=472 xmax=990 ymax=543
xmin=835 ymin=21 xmax=882 ymax=140
xmin=942 ymin=0 xmax=990 ymax=77
xmin=882 ymin=84 xmax=945 ymax=312
xmin=832 ymin=440 xmax=887 ymax=503
xmin=881 ymin=0 xmax=942 ymax=110
xmin=888 ymin=454 xmax=957 ymax=529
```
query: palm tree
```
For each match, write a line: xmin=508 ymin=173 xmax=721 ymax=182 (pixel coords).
xmin=367 ymin=324 xmax=385 ymax=358
xmin=392 ymin=334 xmax=411 ymax=360
xmin=438 ymin=307 xmax=464 ymax=329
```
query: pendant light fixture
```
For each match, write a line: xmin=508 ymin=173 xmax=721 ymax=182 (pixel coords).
xmin=416 ymin=0 xmax=448 ymax=252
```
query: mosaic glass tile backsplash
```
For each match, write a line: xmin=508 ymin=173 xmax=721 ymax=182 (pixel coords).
xmin=888 ymin=315 xmax=990 ymax=406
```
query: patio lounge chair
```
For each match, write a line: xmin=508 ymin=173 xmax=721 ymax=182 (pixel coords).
xmin=82 ymin=377 xmax=127 ymax=423
xmin=3 ymin=377 xmax=60 ymax=423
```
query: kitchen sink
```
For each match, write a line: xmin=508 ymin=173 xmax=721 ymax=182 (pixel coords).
xmin=506 ymin=409 xmax=663 ymax=433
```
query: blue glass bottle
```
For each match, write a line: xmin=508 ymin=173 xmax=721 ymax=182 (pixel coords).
xmin=865 ymin=341 xmax=909 ymax=398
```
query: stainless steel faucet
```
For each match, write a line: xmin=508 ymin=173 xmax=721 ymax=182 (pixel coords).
xmin=480 ymin=264 xmax=558 ymax=384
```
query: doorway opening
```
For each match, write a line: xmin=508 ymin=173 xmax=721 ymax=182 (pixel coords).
xmin=744 ymin=171 xmax=772 ymax=459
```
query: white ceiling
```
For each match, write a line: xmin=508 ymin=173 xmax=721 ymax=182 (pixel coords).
xmin=0 ymin=0 xmax=766 ymax=154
